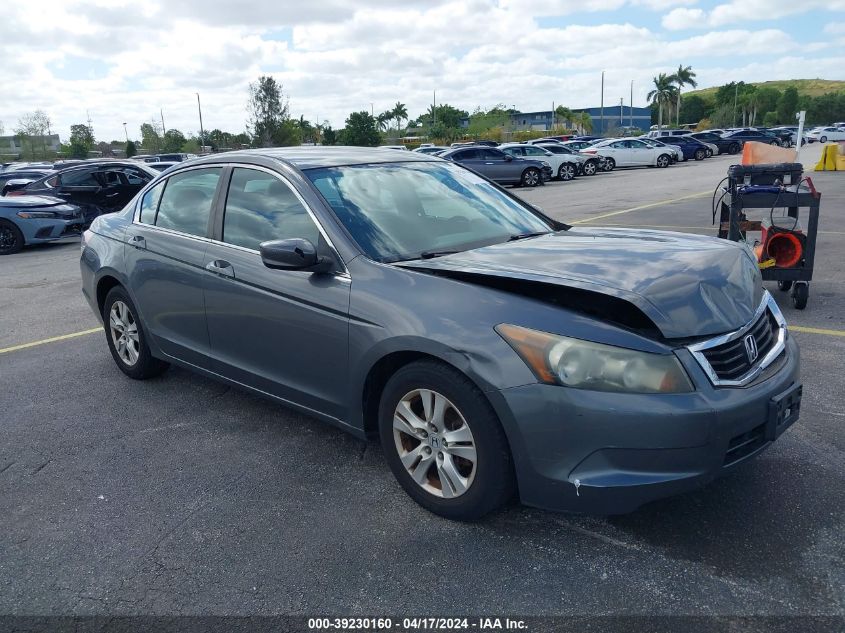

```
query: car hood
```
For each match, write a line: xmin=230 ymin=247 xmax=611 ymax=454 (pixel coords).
xmin=0 ymin=195 xmax=79 ymax=215
xmin=399 ymin=228 xmax=763 ymax=339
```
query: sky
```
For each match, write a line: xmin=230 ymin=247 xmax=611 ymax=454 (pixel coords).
xmin=1 ymin=0 xmax=844 ymax=143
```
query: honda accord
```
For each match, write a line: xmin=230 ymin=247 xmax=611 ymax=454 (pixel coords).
xmin=80 ymin=148 xmax=801 ymax=520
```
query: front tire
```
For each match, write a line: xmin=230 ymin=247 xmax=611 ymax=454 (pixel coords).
xmin=694 ymin=148 xmax=706 ymax=161
xmin=378 ymin=360 xmax=515 ymax=521
xmin=103 ymin=286 xmax=169 ymax=380
xmin=0 ymin=219 xmax=24 ymax=255
xmin=582 ymin=160 xmax=598 ymax=176
xmin=558 ymin=163 xmax=576 ymax=181
xmin=728 ymin=143 xmax=741 ymax=155
xmin=656 ymin=154 xmax=671 ymax=168
xmin=521 ymin=167 xmax=541 ymax=187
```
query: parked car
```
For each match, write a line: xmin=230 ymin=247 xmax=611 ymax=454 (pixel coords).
xmin=805 ymin=127 xmax=845 ymax=143
xmin=413 ymin=146 xmax=450 ymax=155
xmin=499 ymin=143 xmax=579 ymax=181
xmin=646 ymin=129 xmax=688 ymax=138
xmin=0 ymin=195 xmax=83 ymax=254
xmin=8 ymin=161 xmax=158 ymax=224
xmin=581 ymin=138 xmax=674 ymax=169
xmin=80 ymin=146 xmax=801 ymax=520
xmin=146 ymin=161 xmax=180 ymax=173
xmin=720 ymin=129 xmax=782 ymax=147
xmin=659 ymin=136 xmax=709 ymax=161
xmin=561 ymin=140 xmax=611 ymax=171
xmin=536 ymin=142 xmax=600 ymax=176
xmin=155 ymin=153 xmax=196 ymax=162
xmin=440 ymin=146 xmax=551 ymax=186
xmin=0 ymin=168 xmax=52 ymax=195
xmin=638 ymin=138 xmax=683 ymax=162
xmin=379 ymin=145 xmax=409 ymax=151
xmin=768 ymin=127 xmax=807 ymax=147
xmin=684 ymin=131 xmax=741 ymax=155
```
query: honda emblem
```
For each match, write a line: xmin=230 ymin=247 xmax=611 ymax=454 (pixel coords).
xmin=744 ymin=334 xmax=759 ymax=363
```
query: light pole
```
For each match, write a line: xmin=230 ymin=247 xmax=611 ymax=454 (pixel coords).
xmin=630 ymin=80 xmax=634 ymax=128
xmin=600 ymin=71 xmax=605 ymax=135
xmin=122 ymin=122 xmax=128 ymax=142
xmin=196 ymin=93 xmax=205 ymax=153
xmin=733 ymin=83 xmax=738 ymax=127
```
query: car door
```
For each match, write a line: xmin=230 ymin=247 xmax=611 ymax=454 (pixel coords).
xmin=481 ymin=148 xmax=519 ymax=182
xmin=52 ymin=168 xmax=103 ymax=223
xmin=124 ymin=166 xmax=224 ymax=367
xmin=606 ymin=140 xmax=631 ymax=165
xmin=625 ymin=139 xmax=654 ymax=165
xmin=451 ymin=148 xmax=489 ymax=178
xmin=105 ymin=165 xmax=153 ymax=211
xmin=201 ymin=166 xmax=350 ymax=419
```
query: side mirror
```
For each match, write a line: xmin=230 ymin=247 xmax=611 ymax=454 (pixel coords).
xmin=260 ymin=238 xmax=334 ymax=272
xmin=504 ymin=154 xmax=513 ymax=161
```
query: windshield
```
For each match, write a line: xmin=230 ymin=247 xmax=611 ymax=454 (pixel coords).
xmin=306 ymin=161 xmax=552 ymax=262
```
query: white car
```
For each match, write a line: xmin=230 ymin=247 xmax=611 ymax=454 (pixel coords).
xmin=806 ymin=127 xmax=845 ymax=143
xmin=581 ymin=138 xmax=674 ymax=169
xmin=499 ymin=143 xmax=580 ymax=181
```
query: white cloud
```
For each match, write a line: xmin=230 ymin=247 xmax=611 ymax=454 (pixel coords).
xmin=662 ymin=8 xmax=706 ymax=30
xmin=0 ymin=0 xmax=841 ymax=144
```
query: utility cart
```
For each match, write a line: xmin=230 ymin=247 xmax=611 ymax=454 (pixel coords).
xmin=714 ymin=163 xmax=820 ymax=309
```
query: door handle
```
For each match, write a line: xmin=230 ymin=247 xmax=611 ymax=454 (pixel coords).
xmin=205 ymin=259 xmax=235 ymax=278
xmin=105 ymin=192 xmax=120 ymax=198
xmin=128 ymin=235 xmax=145 ymax=249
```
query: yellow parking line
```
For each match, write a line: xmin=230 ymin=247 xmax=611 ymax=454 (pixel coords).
xmin=0 ymin=328 xmax=101 ymax=355
xmin=790 ymin=325 xmax=845 ymax=337
xmin=569 ymin=191 xmax=711 ymax=224
xmin=596 ymin=223 xmax=845 ymax=235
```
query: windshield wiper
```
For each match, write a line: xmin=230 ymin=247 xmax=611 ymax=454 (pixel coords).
xmin=508 ymin=231 xmax=550 ymax=241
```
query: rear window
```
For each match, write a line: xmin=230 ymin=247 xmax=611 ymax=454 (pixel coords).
xmin=59 ymin=170 xmax=100 ymax=186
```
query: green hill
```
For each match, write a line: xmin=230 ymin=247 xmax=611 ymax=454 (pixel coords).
xmin=687 ymin=79 xmax=845 ymax=101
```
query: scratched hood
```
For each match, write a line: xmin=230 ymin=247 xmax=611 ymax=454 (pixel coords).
xmin=400 ymin=228 xmax=764 ymax=339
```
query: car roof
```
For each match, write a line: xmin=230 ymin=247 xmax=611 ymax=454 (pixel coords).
xmin=187 ymin=146 xmax=440 ymax=170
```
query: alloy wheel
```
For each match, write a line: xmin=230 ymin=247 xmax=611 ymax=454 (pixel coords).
xmin=558 ymin=164 xmax=575 ymax=181
xmin=522 ymin=168 xmax=540 ymax=187
xmin=657 ymin=154 xmax=670 ymax=168
xmin=109 ymin=300 xmax=140 ymax=366
xmin=0 ymin=225 xmax=16 ymax=251
xmin=583 ymin=161 xmax=597 ymax=176
xmin=392 ymin=389 xmax=477 ymax=499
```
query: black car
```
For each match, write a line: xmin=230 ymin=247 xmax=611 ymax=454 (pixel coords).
xmin=685 ymin=132 xmax=741 ymax=155
xmin=721 ymin=129 xmax=783 ymax=147
xmin=440 ymin=147 xmax=552 ymax=186
xmin=9 ymin=162 xmax=158 ymax=224
xmin=0 ymin=168 xmax=52 ymax=195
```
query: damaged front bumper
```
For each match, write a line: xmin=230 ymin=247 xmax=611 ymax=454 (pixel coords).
xmin=488 ymin=335 xmax=801 ymax=515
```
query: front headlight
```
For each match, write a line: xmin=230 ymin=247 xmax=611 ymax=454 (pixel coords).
xmin=17 ymin=211 xmax=58 ymax=219
xmin=541 ymin=161 xmax=551 ymax=168
xmin=496 ymin=324 xmax=694 ymax=394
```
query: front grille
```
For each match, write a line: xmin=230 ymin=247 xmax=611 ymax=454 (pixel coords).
xmin=724 ymin=423 xmax=767 ymax=466
xmin=700 ymin=310 xmax=778 ymax=381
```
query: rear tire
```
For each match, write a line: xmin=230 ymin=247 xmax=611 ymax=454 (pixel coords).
xmin=820 ymin=136 xmax=827 ymax=143
xmin=791 ymin=283 xmax=809 ymax=310
xmin=378 ymin=360 xmax=515 ymax=521
xmin=103 ymin=286 xmax=170 ymax=380
xmin=728 ymin=143 xmax=741 ymax=155
xmin=0 ymin=219 xmax=24 ymax=255
xmin=602 ymin=157 xmax=615 ymax=172
xmin=521 ymin=167 xmax=541 ymax=187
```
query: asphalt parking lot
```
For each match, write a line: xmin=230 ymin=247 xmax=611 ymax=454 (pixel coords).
xmin=1 ymin=146 xmax=843 ymax=626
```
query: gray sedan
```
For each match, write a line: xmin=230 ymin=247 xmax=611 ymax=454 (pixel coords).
xmin=80 ymin=147 xmax=801 ymax=520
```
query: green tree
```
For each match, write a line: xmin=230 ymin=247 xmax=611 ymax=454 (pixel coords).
xmin=376 ymin=111 xmax=392 ymax=133
xmin=339 ymin=111 xmax=381 ymax=146
xmin=162 ymin=129 xmax=187 ymax=153
xmin=777 ymin=87 xmax=799 ymax=124
xmin=554 ymin=105 xmax=574 ymax=129
xmin=140 ymin=122 xmax=162 ymax=154
xmin=755 ymin=87 xmax=782 ymax=119
xmin=14 ymin=110 xmax=53 ymax=159
xmin=68 ymin=123 xmax=95 ymax=158
xmin=125 ymin=140 xmax=137 ymax=158
xmin=392 ymin=102 xmax=408 ymax=134
xmin=679 ymin=95 xmax=708 ymax=124
xmin=246 ymin=75 xmax=299 ymax=147
xmin=673 ymin=65 xmax=697 ymax=126
xmin=181 ymin=138 xmax=201 ymax=154
xmin=762 ymin=111 xmax=779 ymax=127
xmin=418 ymin=104 xmax=468 ymax=130
xmin=647 ymin=73 xmax=677 ymax=130
xmin=322 ymin=126 xmax=337 ymax=145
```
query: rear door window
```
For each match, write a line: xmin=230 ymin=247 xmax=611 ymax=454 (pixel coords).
xmin=138 ymin=180 xmax=166 ymax=225
xmin=154 ymin=168 xmax=221 ymax=237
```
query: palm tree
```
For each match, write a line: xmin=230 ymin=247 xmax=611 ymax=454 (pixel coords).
xmin=554 ymin=105 xmax=573 ymax=130
xmin=647 ymin=73 xmax=677 ymax=131
xmin=576 ymin=111 xmax=593 ymax=134
xmin=376 ymin=112 xmax=392 ymax=133
xmin=674 ymin=65 xmax=697 ymax=126
xmin=392 ymin=102 xmax=408 ymax=135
